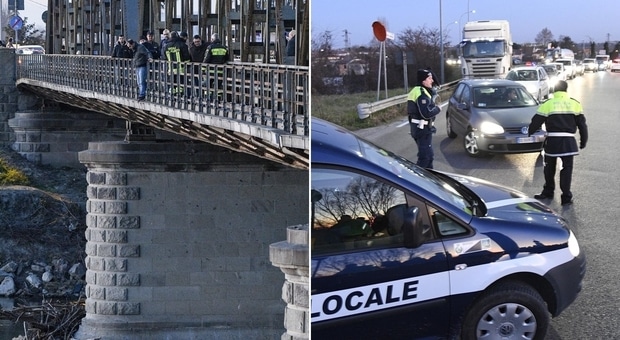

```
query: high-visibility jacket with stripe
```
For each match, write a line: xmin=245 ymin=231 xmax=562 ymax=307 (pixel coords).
xmin=528 ymin=91 xmax=588 ymax=157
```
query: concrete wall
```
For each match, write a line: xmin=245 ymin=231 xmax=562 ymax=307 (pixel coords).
xmin=76 ymin=141 xmax=308 ymax=339
xmin=0 ymin=48 xmax=18 ymax=145
xmin=9 ymin=111 xmax=127 ymax=166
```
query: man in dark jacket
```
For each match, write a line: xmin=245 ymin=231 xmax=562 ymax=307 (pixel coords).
xmin=127 ymin=39 xmax=153 ymax=101
xmin=163 ymin=31 xmax=191 ymax=95
xmin=159 ymin=29 xmax=171 ymax=60
xmin=189 ymin=35 xmax=208 ymax=62
xmin=142 ymin=31 xmax=160 ymax=60
xmin=202 ymin=33 xmax=229 ymax=100
xmin=111 ymin=35 xmax=132 ymax=58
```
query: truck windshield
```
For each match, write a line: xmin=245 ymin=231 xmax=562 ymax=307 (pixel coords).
xmin=461 ymin=40 xmax=505 ymax=58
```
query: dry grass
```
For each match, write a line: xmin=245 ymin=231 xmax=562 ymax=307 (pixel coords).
xmin=311 ymin=89 xmax=408 ymax=131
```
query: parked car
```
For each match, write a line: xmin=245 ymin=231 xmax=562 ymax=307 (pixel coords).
xmin=611 ymin=59 xmax=620 ymax=73
xmin=311 ymin=118 xmax=585 ymax=340
xmin=583 ymin=58 xmax=598 ymax=72
xmin=541 ymin=64 xmax=564 ymax=92
xmin=505 ymin=66 xmax=550 ymax=101
xmin=446 ymin=79 xmax=546 ymax=157
xmin=15 ymin=45 xmax=45 ymax=54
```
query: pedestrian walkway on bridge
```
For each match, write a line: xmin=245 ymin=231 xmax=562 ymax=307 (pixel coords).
xmin=15 ymin=54 xmax=309 ymax=169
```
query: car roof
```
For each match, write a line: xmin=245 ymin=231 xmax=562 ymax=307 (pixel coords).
xmin=457 ymin=78 xmax=527 ymax=87
xmin=17 ymin=45 xmax=44 ymax=49
xmin=510 ymin=65 xmax=542 ymax=70
xmin=311 ymin=118 xmax=366 ymax=166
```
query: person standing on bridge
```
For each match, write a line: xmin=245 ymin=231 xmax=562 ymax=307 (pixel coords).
xmin=284 ymin=30 xmax=296 ymax=65
xmin=529 ymin=80 xmax=588 ymax=206
xmin=111 ymin=35 xmax=132 ymax=58
xmin=202 ymin=33 xmax=229 ymax=101
xmin=163 ymin=31 xmax=191 ymax=96
xmin=127 ymin=39 xmax=153 ymax=102
xmin=407 ymin=69 xmax=441 ymax=169
xmin=142 ymin=31 xmax=160 ymax=60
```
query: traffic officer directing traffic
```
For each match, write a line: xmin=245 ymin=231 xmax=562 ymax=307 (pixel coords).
xmin=408 ymin=69 xmax=441 ymax=168
xmin=529 ymin=80 xmax=588 ymax=206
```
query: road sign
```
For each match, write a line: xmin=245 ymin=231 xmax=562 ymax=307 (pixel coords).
xmin=9 ymin=16 xmax=23 ymax=31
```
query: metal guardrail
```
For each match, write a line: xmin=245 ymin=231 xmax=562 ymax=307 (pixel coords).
xmin=357 ymin=79 xmax=460 ymax=119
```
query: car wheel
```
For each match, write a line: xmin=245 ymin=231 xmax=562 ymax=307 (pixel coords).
xmin=446 ymin=112 xmax=457 ymax=138
xmin=464 ymin=129 xmax=482 ymax=157
xmin=461 ymin=282 xmax=550 ymax=340
xmin=537 ymin=90 xmax=542 ymax=101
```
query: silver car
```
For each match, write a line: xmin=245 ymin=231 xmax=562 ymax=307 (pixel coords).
xmin=446 ymin=79 xmax=546 ymax=157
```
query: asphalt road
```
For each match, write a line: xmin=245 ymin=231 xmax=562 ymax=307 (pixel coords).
xmin=354 ymin=70 xmax=620 ymax=339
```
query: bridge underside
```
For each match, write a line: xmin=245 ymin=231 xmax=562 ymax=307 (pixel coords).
xmin=17 ymin=82 xmax=309 ymax=169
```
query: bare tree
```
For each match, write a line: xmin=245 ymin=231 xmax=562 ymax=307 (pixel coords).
xmin=535 ymin=28 xmax=554 ymax=48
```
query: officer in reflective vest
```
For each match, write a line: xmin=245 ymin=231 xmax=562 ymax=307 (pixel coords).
xmin=408 ymin=69 xmax=441 ymax=169
xmin=163 ymin=31 xmax=191 ymax=95
xmin=528 ymin=80 xmax=588 ymax=205
xmin=202 ymin=33 xmax=230 ymax=100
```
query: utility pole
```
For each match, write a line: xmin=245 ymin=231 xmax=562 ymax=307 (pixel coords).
xmin=343 ymin=29 xmax=351 ymax=50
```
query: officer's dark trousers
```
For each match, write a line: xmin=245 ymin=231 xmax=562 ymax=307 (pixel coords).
xmin=542 ymin=154 xmax=574 ymax=200
xmin=412 ymin=128 xmax=434 ymax=169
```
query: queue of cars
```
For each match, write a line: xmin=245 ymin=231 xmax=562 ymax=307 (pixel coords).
xmin=309 ymin=53 xmax=610 ymax=338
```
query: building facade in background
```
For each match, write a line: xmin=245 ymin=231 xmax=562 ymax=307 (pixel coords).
xmin=45 ymin=0 xmax=308 ymax=65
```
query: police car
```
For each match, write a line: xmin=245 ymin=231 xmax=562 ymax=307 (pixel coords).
xmin=311 ymin=118 xmax=585 ymax=339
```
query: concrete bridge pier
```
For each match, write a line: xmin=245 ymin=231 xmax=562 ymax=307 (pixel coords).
xmin=75 ymin=140 xmax=308 ymax=339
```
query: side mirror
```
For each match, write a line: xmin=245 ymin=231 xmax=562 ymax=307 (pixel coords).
xmin=457 ymin=102 xmax=470 ymax=111
xmin=403 ymin=206 xmax=432 ymax=248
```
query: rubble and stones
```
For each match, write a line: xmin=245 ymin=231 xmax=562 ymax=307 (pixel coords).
xmin=0 ymin=146 xmax=88 ymax=300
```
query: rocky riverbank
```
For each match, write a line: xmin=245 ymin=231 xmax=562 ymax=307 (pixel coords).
xmin=0 ymin=146 xmax=88 ymax=300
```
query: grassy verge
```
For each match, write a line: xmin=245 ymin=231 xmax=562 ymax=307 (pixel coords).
xmin=311 ymin=89 xmax=408 ymax=131
xmin=0 ymin=159 xmax=29 ymax=186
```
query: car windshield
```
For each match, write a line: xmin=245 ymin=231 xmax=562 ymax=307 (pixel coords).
xmin=461 ymin=40 xmax=505 ymax=58
xmin=506 ymin=69 xmax=537 ymax=81
xmin=473 ymin=86 xmax=537 ymax=108
xmin=354 ymin=138 xmax=475 ymax=215
xmin=543 ymin=66 xmax=557 ymax=75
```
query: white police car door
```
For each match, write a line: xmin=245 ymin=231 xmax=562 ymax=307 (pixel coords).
xmin=311 ymin=168 xmax=451 ymax=339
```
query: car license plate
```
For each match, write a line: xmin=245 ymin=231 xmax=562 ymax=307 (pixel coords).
xmin=517 ymin=137 xmax=534 ymax=143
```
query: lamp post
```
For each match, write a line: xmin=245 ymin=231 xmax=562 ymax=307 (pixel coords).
xmin=458 ymin=10 xmax=476 ymax=40
xmin=444 ymin=20 xmax=458 ymax=61
xmin=440 ymin=0 xmax=444 ymax=84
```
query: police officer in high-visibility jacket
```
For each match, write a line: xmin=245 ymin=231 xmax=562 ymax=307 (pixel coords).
xmin=202 ymin=33 xmax=230 ymax=101
xmin=529 ymin=80 xmax=588 ymax=206
xmin=408 ymin=69 xmax=441 ymax=169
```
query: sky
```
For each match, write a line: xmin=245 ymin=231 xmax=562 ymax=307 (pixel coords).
xmin=12 ymin=0 xmax=47 ymax=29
xmin=311 ymin=0 xmax=620 ymax=49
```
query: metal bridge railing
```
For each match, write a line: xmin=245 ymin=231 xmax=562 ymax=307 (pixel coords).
xmin=16 ymin=54 xmax=309 ymax=139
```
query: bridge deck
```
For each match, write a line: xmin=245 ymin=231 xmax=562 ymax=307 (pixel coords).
xmin=16 ymin=54 xmax=309 ymax=169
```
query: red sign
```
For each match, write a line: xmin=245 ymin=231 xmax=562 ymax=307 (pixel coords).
xmin=372 ymin=21 xmax=386 ymax=42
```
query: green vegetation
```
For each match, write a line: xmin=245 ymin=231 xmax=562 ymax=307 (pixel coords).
xmin=312 ymin=89 xmax=408 ymax=131
xmin=0 ymin=159 xmax=29 ymax=186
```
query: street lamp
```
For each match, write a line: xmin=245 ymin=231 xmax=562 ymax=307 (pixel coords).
xmin=440 ymin=0 xmax=444 ymax=84
xmin=458 ymin=10 xmax=476 ymax=40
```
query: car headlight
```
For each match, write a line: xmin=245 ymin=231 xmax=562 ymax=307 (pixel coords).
xmin=479 ymin=121 xmax=504 ymax=134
